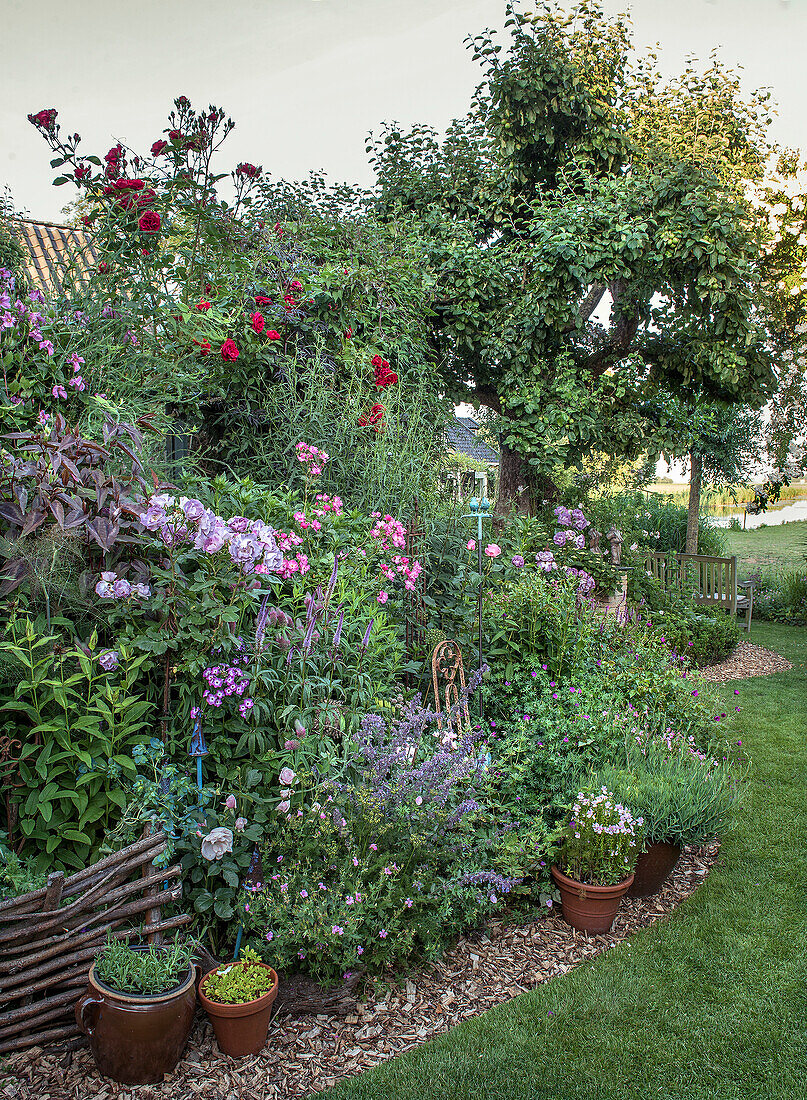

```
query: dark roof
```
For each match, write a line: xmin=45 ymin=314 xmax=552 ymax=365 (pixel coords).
xmin=446 ymin=417 xmax=499 ymax=464
xmin=17 ymin=219 xmax=99 ymax=296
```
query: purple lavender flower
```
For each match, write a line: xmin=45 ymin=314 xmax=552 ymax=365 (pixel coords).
xmin=360 ymin=619 xmax=374 ymax=650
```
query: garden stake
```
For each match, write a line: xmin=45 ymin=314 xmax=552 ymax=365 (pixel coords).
xmin=189 ymin=717 xmax=208 ymax=791
xmin=462 ymin=496 xmax=491 ymax=720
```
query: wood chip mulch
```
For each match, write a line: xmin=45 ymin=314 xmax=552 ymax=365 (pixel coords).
xmin=2 ymin=842 xmax=720 ymax=1100
xmin=698 ymin=640 xmax=792 ymax=683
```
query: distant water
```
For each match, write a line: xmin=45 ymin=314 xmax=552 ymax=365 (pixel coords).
xmin=708 ymin=499 xmax=807 ymax=529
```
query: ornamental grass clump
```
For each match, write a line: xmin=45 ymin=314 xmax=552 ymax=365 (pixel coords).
xmin=595 ymin=736 xmax=744 ymax=847
xmin=202 ymin=947 xmax=273 ymax=1004
xmin=557 ymin=789 xmax=642 ymax=886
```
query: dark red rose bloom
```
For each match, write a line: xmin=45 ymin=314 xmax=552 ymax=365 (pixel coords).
xmin=255 ymin=294 xmax=272 ymax=306
xmin=75 ymin=165 xmax=90 ymax=181
xmin=375 ymin=369 xmax=398 ymax=389
xmin=371 ymin=355 xmax=384 ymax=369
xmin=28 ymin=108 xmax=57 ymax=130
xmin=289 ymin=280 xmax=302 ymax=291
xmin=177 ymin=95 xmax=190 ymax=107
xmin=251 ymin=310 xmax=265 ymax=335
xmin=111 ymin=179 xmax=146 ymax=191
xmin=266 ymin=330 xmax=281 ymax=341
xmin=105 ymin=144 xmax=123 ymax=164
xmin=343 ymin=327 xmax=353 ymax=339
xmin=193 ymin=339 xmax=211 ymax=356
xmin=151 ymin=139 xmax=168 ymax=157
xmin=359 ymin=403 xmax=386 ymax=432
xmin=98 ymin=262 xmax=110 ymax=274
xmin=221 ymin=338 xmax=239 ymax=361
xmin=138 ymin=211 xmax=161 ymax=233
xmin=196 ymin=300 xmax=211 ymax=312
xmin=236 ymin=162 xmax=260 ymax=179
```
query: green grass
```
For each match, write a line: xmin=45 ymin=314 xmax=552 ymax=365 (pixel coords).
xmin=325 ymin=622 xmax=807 ymax=1100
xmin=722 ymin=519 xmax=807 ymax=574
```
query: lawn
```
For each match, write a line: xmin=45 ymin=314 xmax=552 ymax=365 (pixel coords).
xmin=324 ymin=622 xmax=807 ymax=1100
xmin=721 ymin=519 xmax=807 ymax=574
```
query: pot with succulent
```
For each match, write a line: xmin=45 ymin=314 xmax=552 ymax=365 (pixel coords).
xmin=198 ymin=946 xmax=279 ymax=1057
xmin=597 ymin=737 xmax=742 ymax=898
xmin=550 ymin=788 xmax=642 ymax=934
xmin=75 ymin=937 xmax=197 ymax=1085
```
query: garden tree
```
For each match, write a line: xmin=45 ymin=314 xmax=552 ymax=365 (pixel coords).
xmin=366 ymin=1 xmax=778 ymax=514
xmin=749 ymin=154 xmax=807 ymax=475
xmin=25 ymin=101 xmax=450 ymax=515
xmin=660 ymin=399 xmax=761 ymax=554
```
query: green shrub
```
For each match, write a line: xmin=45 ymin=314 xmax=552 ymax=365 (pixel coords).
xmin=753 ymin=567 xmax=807 ymax=625
xmin=94 ymin=936 xmax=195 ymax=995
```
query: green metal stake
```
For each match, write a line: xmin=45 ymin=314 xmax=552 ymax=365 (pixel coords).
xmin=462 ymin=496 xmax=491 ymax=720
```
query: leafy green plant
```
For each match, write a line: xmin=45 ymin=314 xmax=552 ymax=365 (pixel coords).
xmin=94 ymin=935 xmax=195 ymax=995
xmin=201 ymin=946 xmax=274 ymax=1004
xmin=1 ymin=614 xmax=154 ymax=868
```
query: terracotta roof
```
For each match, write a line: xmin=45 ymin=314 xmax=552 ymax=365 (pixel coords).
xmin=16 ymin=219 xmax=99 ymax=296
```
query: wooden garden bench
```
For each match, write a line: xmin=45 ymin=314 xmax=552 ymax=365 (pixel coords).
xmin=642 ymin=552 xmax=755 ymax=632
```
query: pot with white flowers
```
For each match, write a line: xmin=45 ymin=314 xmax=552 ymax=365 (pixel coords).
xmin=551 ymin=788 xmax=641 ymax=934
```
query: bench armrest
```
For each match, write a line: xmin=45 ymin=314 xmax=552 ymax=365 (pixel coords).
xmin=738 ymin=578 xmax=755 ymax=592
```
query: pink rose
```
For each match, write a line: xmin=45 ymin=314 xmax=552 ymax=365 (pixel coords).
xmin=467 ymin=540 xmax=476 ymax=551
xmin=224 ymin=794 xmax=237 ymax=810
xmin=485 ymin=544 xmax=502 ymax=558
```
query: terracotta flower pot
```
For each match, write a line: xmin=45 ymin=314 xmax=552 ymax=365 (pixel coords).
xmin=628 ymin=841 xmax=682 ymax=898
xmin=551 ymin=865 xmax=634 ymax=934
xmin=198 ymin=962 xmax=279 ymax=1057
xmin=75 ymin=962 xmax=196 ymax=1085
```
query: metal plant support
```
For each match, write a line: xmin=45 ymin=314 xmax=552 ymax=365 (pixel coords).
xmin=462 ymin=495 xmax=492 ymax=719
xmin=431 ymin=640 xmax=471 ymax=743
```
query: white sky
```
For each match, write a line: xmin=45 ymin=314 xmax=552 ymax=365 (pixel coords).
xmin=3 ymin=0 xmax=806 ymax=223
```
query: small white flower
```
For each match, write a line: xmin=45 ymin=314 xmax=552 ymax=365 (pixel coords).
xmin=200 ymin=826 xmax=233 ymax=861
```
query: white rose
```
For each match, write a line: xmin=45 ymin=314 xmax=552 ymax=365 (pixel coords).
xmin=200 ymin=826 xmax=234 ymax=861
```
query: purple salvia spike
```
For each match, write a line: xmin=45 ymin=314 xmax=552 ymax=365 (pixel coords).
xmin=302 ymin=615 xmax=317 ymax=653
xmin=360 ymin=618 xmax=374 ymax=650
xmin=255 ymin=594 xmax=271 ymax=652
xmin=326 ymin=556 xmax=338 ymax=600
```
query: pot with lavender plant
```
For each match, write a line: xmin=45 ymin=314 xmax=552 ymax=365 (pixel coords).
xmin=551 ymin=788 xmax=641 ymax=934
xmin=75 ymin=937 xmax=197 ymax=1085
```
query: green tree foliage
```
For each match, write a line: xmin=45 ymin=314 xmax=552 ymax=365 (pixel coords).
xmin=366 ymin=1 xmax=778 ymax=512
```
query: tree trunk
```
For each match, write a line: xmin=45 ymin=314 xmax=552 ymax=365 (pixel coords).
xmin=686 ymin=451 xmax=702 ymax=555
xmin=495 ymin=439 xmax=559 ymax=517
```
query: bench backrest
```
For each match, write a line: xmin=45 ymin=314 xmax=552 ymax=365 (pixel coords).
xmin=642 ymin=553 xmax=738 ymax=612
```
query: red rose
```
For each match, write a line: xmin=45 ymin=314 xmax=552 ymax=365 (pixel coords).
xmin=75 ymin=165 xmax=90 ymax=181
xmin=221 ymin=339 xmax=239 ymax=361
xmin=290 ymin=280 xmax=303 ymax=291
xmin=169 ymin=130 xmax=183 ymax=141
xmin=109 ymin=179 xmax=145 ymax=191
xmin=98 ymin=262 xmax=110 ymax=274
xmin=193 ymin=339 xmax=211 ymax=356
xmin=151 ymin=139 xmax=168 ymax=157
xmin=255 ymin=295 xmax=272 ymax=306
xmin=266 ymin=330 xmax=281 ymax=341
xmin=251 ymin=310 xmax=265 ymax=334
xmin=344 ymin=327 xmax=353 ymax=339
xmin=28 ymin=108 xmax=58 ymax=131
xmin=138 ymin=211 xmax=161 ymax=233
xmin=196 ymin=301 xmax=212 ymax=312
xmin=371 ymin=355 xmax=384 ymax=369
xmin=236 ymin=162 xmax=260 ymax=179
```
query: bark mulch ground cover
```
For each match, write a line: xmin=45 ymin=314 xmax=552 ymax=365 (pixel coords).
xmin=1 ymin=842 xmax=720 ymax=1100
xmin=699 ymin=640 xmax=792 ymax=683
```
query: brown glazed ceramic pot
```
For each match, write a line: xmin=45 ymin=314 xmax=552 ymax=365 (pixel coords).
xmin=627 ymin=841 xmax=683 ymax=898
xmin=75 ymin=963 xmax=196 ymax=1084
xmin=198 ymin=962 xmax=279 ymax=1057
xmin=551 ymin=865 xmax=634 ymax=934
